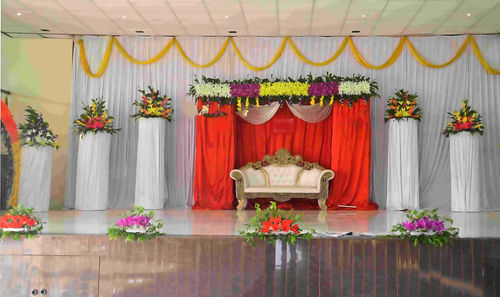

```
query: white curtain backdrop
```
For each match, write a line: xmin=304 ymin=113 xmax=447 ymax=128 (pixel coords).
xmin=66 ymin=35 xmax=500 ymax=210
xmin=135 ymin=118 xmax=167 ymax=209
xmin=386 ymin=119 xmax=419 ymax=210
xmin=450 ymin=133 xmax=481 ymax=212
xmin=18 ymin=146 xmax=53 ymax=211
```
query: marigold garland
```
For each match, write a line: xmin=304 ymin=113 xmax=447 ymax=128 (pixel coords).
xmin=78 ymin=35 xmax=500 ymax=78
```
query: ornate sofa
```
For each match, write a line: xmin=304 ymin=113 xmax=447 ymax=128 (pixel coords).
xmin=230 ymin=148 xmax=335 ymax=210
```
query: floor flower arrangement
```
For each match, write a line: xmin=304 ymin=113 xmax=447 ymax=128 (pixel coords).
xmin=239 ymin=202 xmax=314 ymax=245
xmin=390 ymin=209 xmax=459 ymax=247
xmin=108 ymin=206 xmax=164 ymax=242
xmin=0 ymin=204 xmax=43 ymax=240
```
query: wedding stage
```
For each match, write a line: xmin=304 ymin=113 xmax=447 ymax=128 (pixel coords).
xmin=1 ymin=208 xmax=500 ymax=296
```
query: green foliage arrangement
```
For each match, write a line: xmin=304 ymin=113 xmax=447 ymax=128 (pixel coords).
xmin=107 ymin=206 xmax=164 ymax=242
xmin=239 ymin=201 xmax=314 ymax=246
xmin=18 ymin=106 xmax=59 ymax=149
xmin=390 ymin=209 xmax=459 ymax=247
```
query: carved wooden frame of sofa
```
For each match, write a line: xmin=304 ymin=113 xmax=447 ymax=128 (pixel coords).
xmin=230 ymin=148 xmax=335 ymax=210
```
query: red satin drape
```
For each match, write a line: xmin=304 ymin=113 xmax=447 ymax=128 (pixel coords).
xmin=328 ymin=102 xmax=378 ymax=210
xmin=193 ymin=101 xmax=377 ymax=210
xmin=192 ymin=102 xmax=235 ymax=209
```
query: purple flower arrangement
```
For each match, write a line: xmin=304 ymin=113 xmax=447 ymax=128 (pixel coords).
xmin=108 ymin=206 xmax=164 ymax=242
xmin=307 ymin=82 xmax=339 ymax=97
xmin=230 ymin=84 xmax=260 ymax=98
xmin=391 ymin=209 xmax=458 ymax=247
xmin=401 ymin=217 xmax=446 ymax=234
xmin=116 ymin=215 xmax=151 ymax=228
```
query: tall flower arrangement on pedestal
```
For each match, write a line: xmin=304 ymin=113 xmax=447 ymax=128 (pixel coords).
xmin=384 ymin=90 xmax=422 ymax=122
xmin=18 ymin=106 xmax=59 ymax=149
xmin=442 ymin=100 xmax=484 ymax=137
xmin=131 ymin=86 xmax=173 ymax=121
xmin=73 ymin=99 xmax=119 ymax=136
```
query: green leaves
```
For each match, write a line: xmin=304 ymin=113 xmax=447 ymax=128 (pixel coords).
xmin=18 ymin=106 xmax=59 ymax=149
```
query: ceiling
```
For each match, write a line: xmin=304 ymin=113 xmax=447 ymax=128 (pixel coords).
xmin=2 ymin=0 xmax=500 ymax=38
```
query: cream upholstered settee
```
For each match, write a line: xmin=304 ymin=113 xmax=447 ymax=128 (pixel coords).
xmin=230 ymin=148 xmax=335 ymax=210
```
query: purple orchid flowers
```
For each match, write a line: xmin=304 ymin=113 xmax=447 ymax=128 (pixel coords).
xmin=307 ymin=82 xmax=339 ymax=97
xmin=116 ymin=215 xmax=151 ymax=228
xmin=401 ymin=216 xmax=447 ymax=234
xmin=230 ymin=84 xmax=260 ymax=98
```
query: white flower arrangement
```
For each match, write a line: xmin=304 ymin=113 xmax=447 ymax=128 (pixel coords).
xmin=193 ymin=83 xmax=231 ymax=98
xmin=338 ymin=81 xmax=371 ymax=96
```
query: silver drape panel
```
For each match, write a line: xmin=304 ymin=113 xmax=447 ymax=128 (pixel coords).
xmin=66 ymin=35 xmax=500 ymax=209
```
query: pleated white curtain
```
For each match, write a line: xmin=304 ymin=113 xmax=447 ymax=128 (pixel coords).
xmin=67 ymin=35 xmax=500 ymax=210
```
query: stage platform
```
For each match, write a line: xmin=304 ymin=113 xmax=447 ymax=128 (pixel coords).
xmin=1 ymin=210 xmax=500 ymax=297
xmin=7 ymin=209 xmax=500 ymax=237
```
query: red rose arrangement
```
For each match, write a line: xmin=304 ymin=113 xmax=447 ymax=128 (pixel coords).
xmin=239 ymin=201 xmax=314 ymax=245
xmin=0 ymin=204 xmax=43 ymax=240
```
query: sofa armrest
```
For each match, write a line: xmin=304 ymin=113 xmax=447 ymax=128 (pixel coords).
xmin=316 ymin=170 xmax=335 ymax=189
xmin=230 ymin=169 xmax=246 ymax=187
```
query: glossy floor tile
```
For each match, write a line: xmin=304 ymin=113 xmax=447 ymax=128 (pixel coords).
xmin=4 ymin=209 xmax=499 ymax=238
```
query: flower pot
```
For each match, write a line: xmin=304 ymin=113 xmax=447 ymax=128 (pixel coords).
xmin=449 ymin=132 xmax=480 ymax=212
xmin=18 ymin=146 xmax=53 ymax=211
xmin=134 ymin=118 xmax=167 ymax=209
xmin=75 ymin=132 xmax=111 ymax=210
xmin=386 ymin=119 xmax=419 ymax=210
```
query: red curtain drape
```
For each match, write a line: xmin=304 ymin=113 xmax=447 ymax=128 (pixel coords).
xmin=193 ymin=101 xmax=377 ymax=210
xmin=192 ymin=102 xmax=235 ymax=209
xmin=328 ymin=101 xmax=378 ymax=210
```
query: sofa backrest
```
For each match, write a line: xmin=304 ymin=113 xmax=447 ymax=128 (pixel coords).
xmin=242 ymin=168 xmax=267 ymax=187
xmin=264 ymin=165 xmax=302 ymax=187
xmin=297 ymin=168 xmax=323 ymax=188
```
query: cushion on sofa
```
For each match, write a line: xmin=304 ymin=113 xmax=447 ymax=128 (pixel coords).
xmin=265 ymin=165 xmax=302 ymax=186
xmin=244 ymin=186 xmax=320 ymax=193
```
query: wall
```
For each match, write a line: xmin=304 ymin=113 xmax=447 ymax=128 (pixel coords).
xmin=1 ymin=36 xmax=73 ymax=209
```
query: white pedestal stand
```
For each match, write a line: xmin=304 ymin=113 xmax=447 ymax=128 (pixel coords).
xmin=386 ymin=119 xmax=420 ymax=210
xmin=134 ymin=118 xmax=167 ymax=209
xmin=450 ymin=133 xmax=480 ymax=212
xmin=75 ymin=132 xmax=111 ymax=210
xmin=18 ymin=146 xmax=53 ymax=211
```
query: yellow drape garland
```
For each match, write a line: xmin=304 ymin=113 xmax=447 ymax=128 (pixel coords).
xmin=77 ymin=35 xmax=500 ymax=78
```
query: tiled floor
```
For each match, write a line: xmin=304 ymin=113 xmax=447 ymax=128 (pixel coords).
xmin=20 ymin=209 xmax=500 ymax=238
